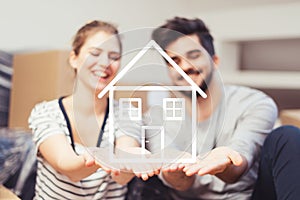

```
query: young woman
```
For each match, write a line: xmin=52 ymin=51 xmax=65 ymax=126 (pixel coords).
xmin=29 ymin=20 xmax=141 ymax=200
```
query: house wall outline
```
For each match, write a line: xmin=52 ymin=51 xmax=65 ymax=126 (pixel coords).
xmin=99 ymin=40 xmax=205 ymax=163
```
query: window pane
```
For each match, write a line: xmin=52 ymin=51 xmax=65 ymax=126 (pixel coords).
xmin=131 ymin=100 xmax=139 ymax=108
xmin=166 ymin=101 xmax=173 ymax=108
xmin=130 ymin=110 xmax=139 ymax=118
xmin=175 ymin=110 xmax=182 ymax=118
xmin=122 ymin=101 xmax=130 ymax=109
xmin=175 ymin=101 xmax=182 ymax=108
xmin=166 ymin=110 xmax=173 ymax=117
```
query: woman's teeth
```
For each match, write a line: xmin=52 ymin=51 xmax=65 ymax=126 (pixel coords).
xmin=100 ymin=72 xmax=108 ymax=78
xmin=94 ymin=71 xmax=108 ymax=78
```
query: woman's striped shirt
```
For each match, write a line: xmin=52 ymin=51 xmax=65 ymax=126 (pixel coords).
xmin=29 ymin=98 xmax=140 ymax=200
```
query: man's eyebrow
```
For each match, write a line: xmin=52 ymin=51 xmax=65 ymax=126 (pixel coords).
xmin=163 ymin=55 xmax=178 ymax=62
xmin=186 ymin=49 xmax=201 ymax=55
xmin=170 ymin=55 xmax=179 ymax=59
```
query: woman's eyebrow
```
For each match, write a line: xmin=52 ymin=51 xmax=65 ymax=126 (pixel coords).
xmin=88 ymin=47 xmax=102 ymax=50
xmin=109 ymin=50 xmax=121 ymax=54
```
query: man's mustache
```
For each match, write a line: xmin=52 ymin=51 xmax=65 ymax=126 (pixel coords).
xmin=177 ymin=69 xmax=203 ymax=80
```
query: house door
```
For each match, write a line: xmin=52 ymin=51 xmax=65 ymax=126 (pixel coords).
xmin=141 ymin=126 xmax=164 ymax=155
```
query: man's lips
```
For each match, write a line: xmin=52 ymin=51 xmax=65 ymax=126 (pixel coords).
xmin=178 ymin=69 xmax=203 ymax=81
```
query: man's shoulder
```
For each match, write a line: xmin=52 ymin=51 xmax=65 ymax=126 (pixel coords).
xmin=223 ymin=84 xmax=275 ymax=108
xmin=224 ymin=84 xmax=268 ymax=99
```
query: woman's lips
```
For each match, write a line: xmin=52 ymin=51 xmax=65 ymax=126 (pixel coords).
xmin=92 ymin=70 xmax=110 ymax=79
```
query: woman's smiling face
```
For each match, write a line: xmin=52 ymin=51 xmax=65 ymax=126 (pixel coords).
xmin=72 ymin=31 xmax=121 ymax=93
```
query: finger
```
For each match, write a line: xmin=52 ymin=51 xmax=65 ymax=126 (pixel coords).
xmin=162 ymin=164 xmax=176 ymax=172
xmin=112 ymin=169 xmax=120 ymax=176
xmin=99 ymin=164 xmax=112 ymax=173
xmin=184 ymin=156 xmax=212 ymax=174
xmin=134 ymin=172 xmax=141 ymax=178
xmin=161 ymin=163 xmax=171 ymax=172
xmin=85 ymin=158 xmax=95 ymax=167
xmin=197 ymin=167 xmax=212 ymax=176
xmin=185 ymin=164 xmax=202 ymax=176
xmin=197 ymin=158 xmax=228 ymax=176
xmin=177 ymin=163 xmax=186 ymax=170
xmin=227 ymin=150 xmax=244 ymax=166
xmin=197 ymin=164 xmax=224 ymax=176
xmin=169 ymin=163 xmax=180 ymax=172
xmin=162 ymin=168 xmax=170 ymax=173
xmin=150 ymin=162 xmax=162 ymax=171
xmin=141 ymin=173 xmax=149 ymax=181
xmin=83 ymin=153 xmax=95 ymax=167
xmin=182 ymin=163 xmax=194 ymax=172
xmin=121 ymin=162 xmax=133 ymax=171
xmin=147 ymin=171 xmax=155 ymax=177
xmin=132 ymin=163 xmax=147 ymax=175
xmin=154 ymin=169 xmax=160 ymax=175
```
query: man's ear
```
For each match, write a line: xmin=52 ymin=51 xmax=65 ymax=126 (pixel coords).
xmin=69 ymin=51 xmax=78 ymax=69
xmin=212 ymin=55 xmax=220 ymax=69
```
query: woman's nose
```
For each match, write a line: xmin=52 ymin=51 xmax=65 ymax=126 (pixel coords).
xmin=96 ymin=53 xmax=109 ymax=68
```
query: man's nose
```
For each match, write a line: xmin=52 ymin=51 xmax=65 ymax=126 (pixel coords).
xmin=180 ymin=59 xmax=193 ymax=72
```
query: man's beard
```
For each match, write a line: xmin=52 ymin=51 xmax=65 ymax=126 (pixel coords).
xmin=177 ymin=67 xmax=214 ymax=98
xmin=197 ymin=67 xmax=214 ymax=97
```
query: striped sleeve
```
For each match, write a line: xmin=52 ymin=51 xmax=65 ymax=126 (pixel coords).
xmin=28 ymin=100 xmax=67 ymax=152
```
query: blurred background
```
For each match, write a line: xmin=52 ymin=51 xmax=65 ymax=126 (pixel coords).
xmin=0 ymin=1 xmax=300 ymax=198
xmin=1 ymin=0 xmax=300 ymax=129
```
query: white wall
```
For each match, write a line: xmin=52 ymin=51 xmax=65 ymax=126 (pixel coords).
xmin=197 ymin=2 xmax=300 ymax=89
xmin=3 ymin=0 xmax=298 ymax=52
xmin=1 ymin=0 xmax=300 ymax=87
xmin=0 ymin=0 xmax=198 ymax=52
xmin=199 ymin=2 xmax=300 ymax=65
xmin=2 ymin=0 xmax=299 ymax=51
xmin=200 ymin=2 xmax=300 ymax=41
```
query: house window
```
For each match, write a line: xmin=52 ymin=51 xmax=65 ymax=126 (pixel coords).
xmin=163 ymin=98 xmax=185 ymax=120
xmin=119 ymin=98 xmax=142 ymax=120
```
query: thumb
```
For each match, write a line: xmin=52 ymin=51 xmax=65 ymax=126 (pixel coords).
xmin=228 ymin=150 xmax=244 ymax=166
xmin=83 ymin=152 xmax=95 ymax=167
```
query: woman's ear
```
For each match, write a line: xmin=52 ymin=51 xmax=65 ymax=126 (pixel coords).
xmin=69 ymin=51 xmax=78 ymax=70
xmin=212 ymin=55 xmax=220 ymax=69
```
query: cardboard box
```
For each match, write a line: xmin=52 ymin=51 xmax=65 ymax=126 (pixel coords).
xmin=9 ymin=50 xmax=75 ymax=130
xmin=280 ymin=109 xmax=300 ymax=128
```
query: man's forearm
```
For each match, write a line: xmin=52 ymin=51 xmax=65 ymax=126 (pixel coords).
xmin=162 ymin=171 xmax=195 ymax=191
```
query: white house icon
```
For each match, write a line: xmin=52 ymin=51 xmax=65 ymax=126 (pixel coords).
xmin=98 ymin=40 xmax=207 ymax=163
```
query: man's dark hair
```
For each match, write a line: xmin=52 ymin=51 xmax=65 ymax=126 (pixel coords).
xmin=152 ymin=17 xmax=215 ymax=57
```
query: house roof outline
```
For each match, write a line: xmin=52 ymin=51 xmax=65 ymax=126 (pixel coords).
xmin=97 ymin=40 xmax=207 ymax=99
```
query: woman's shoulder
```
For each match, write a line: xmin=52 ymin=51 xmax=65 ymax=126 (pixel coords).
xmin=29 ymin=98 xmax=62 ymax=120
xmin=33 ymin=98 xmax=60 ymax=110
xmin=29 ymin=98 xmax=67 ymax=144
